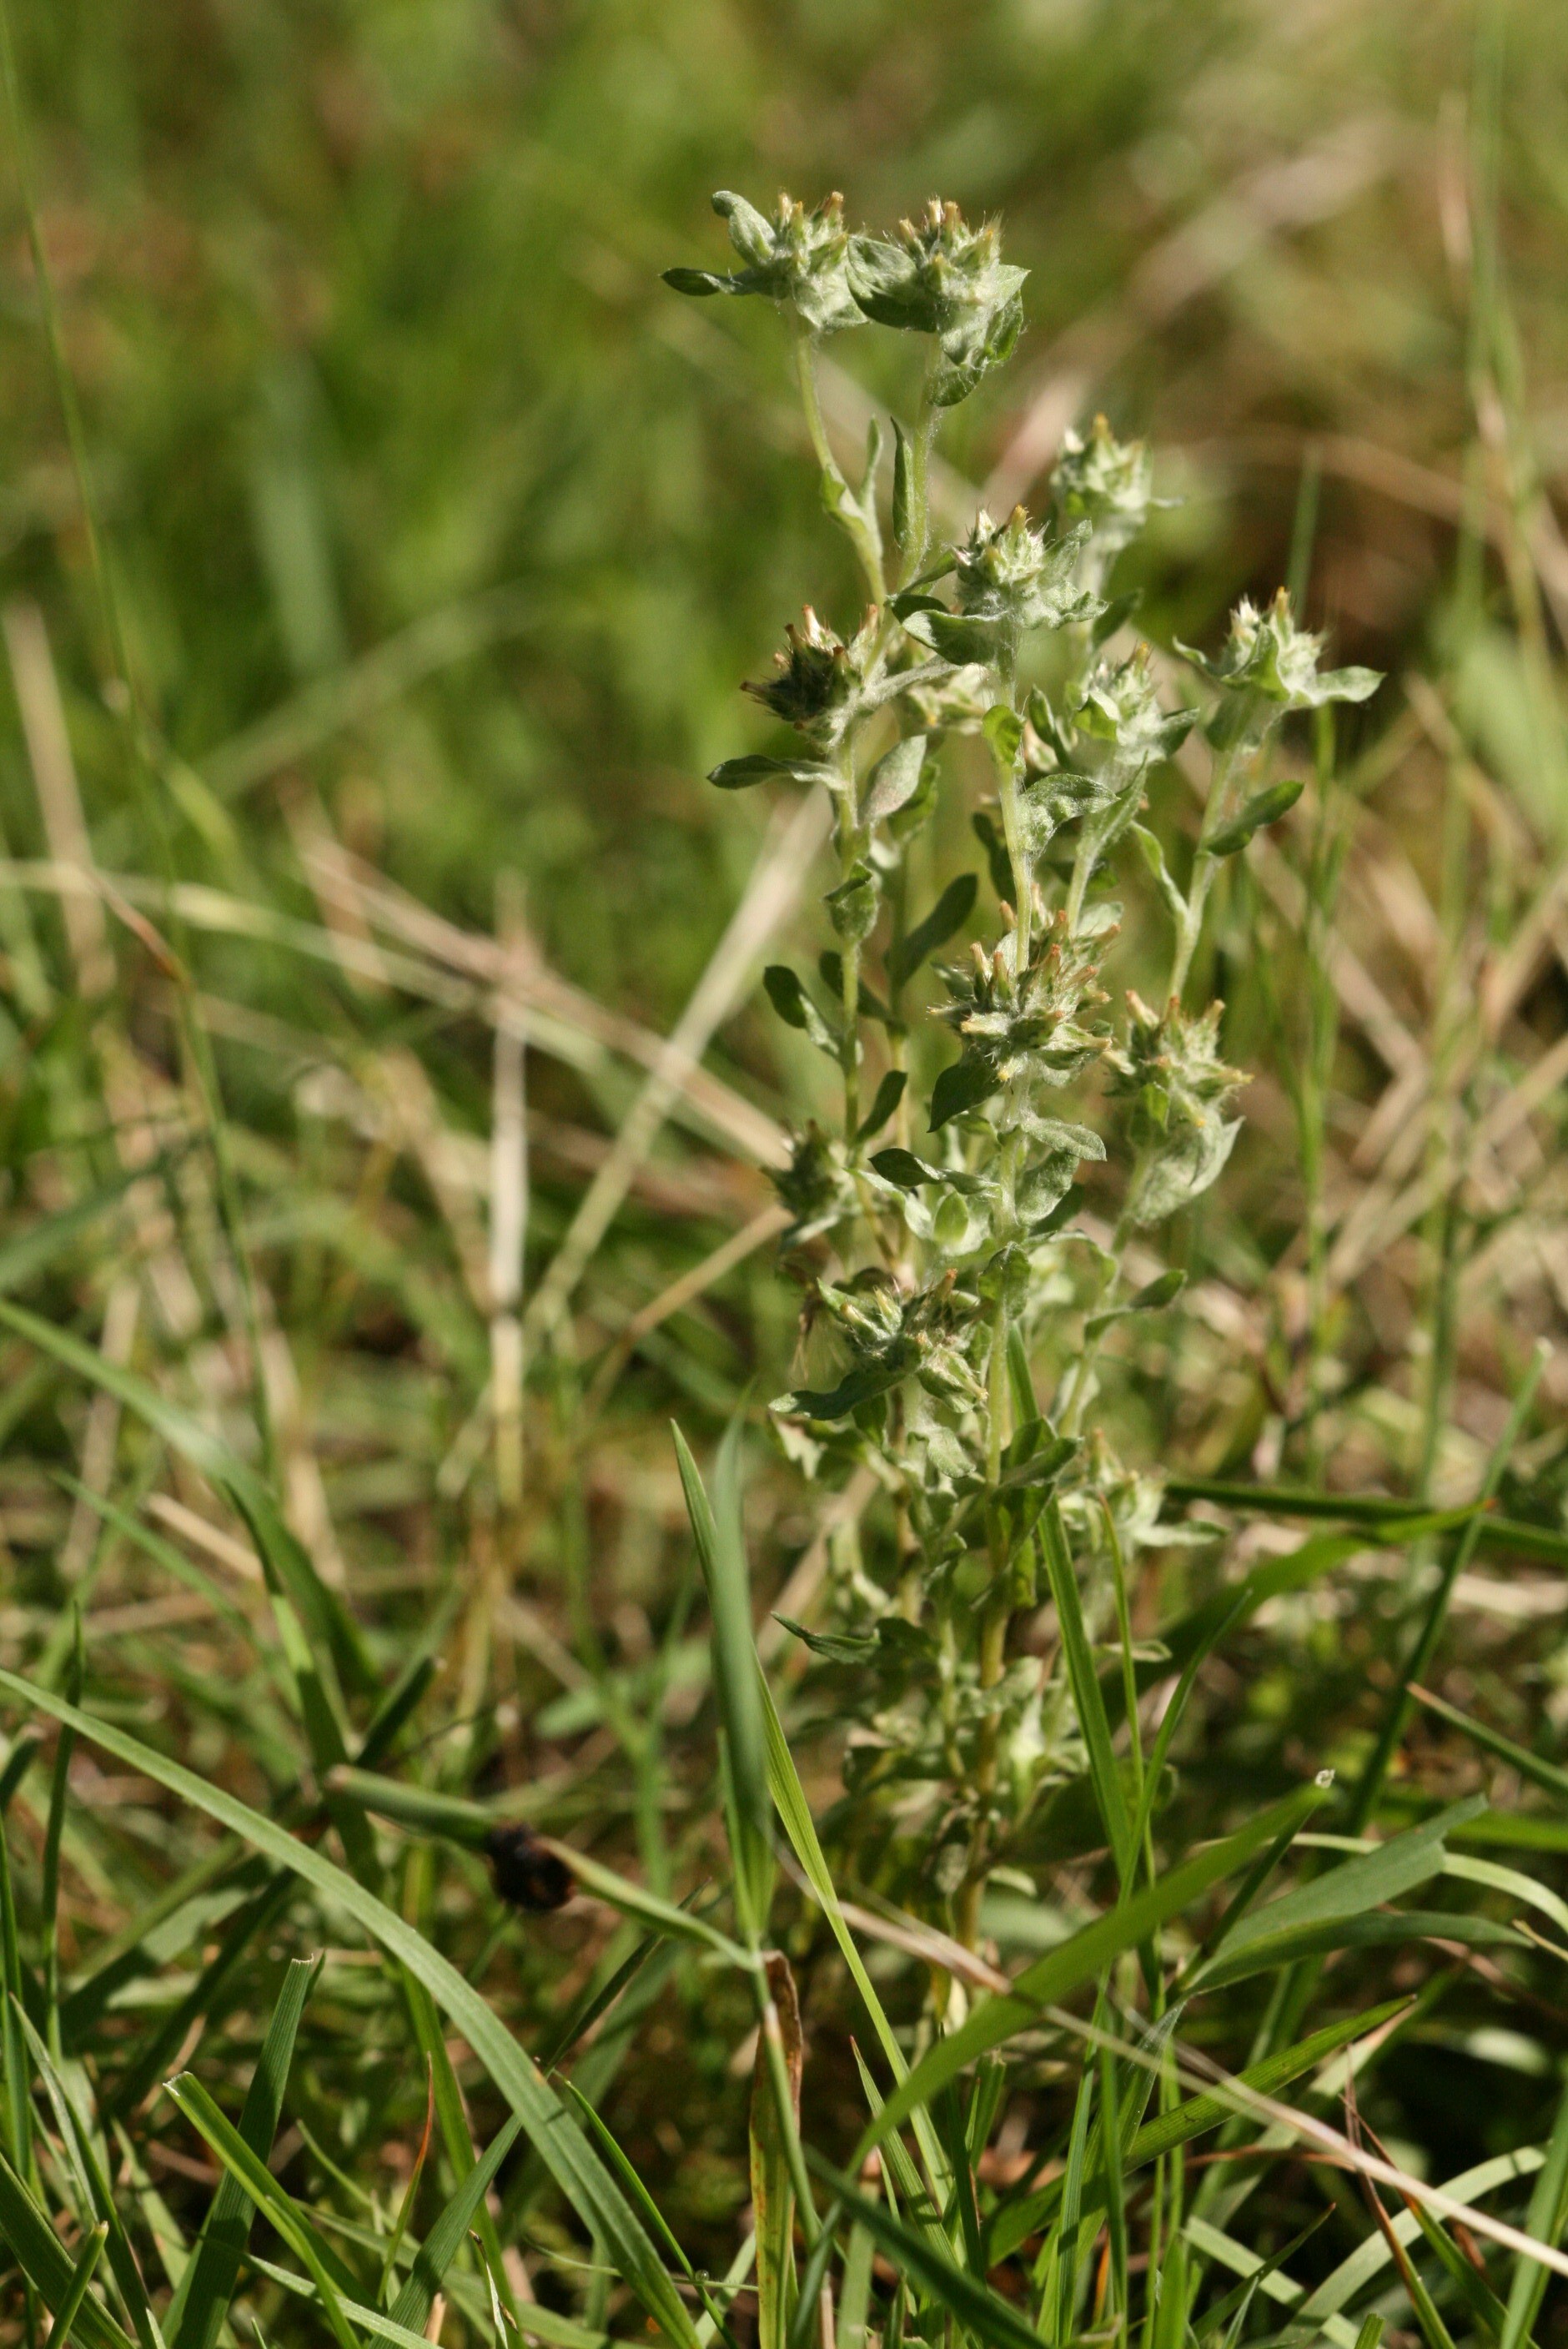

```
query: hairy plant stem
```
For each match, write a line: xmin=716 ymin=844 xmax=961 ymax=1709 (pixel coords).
xmin=1168 ymin=742 xmax=1239 ymax=1001
xmin=793 ymin=328 xmax=885 ymax=606
xmin=904 ymin=389 xmax=937 ymax=581
xmin=1058 ymin=1207 xmax=1135 ymax=1437
xmin=833 ymin=769 xmax=864 ymax=1143
xmin=956 ymin=1143 xmax=1027 ymax=1953
xmin=992 ymin=657 xmax=1032 ymax=966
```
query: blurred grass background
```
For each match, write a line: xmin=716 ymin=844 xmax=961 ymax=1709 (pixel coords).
xmin=7 ymin=0 xmax=1550 ymax=990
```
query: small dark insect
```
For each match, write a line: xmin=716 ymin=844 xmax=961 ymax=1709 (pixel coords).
xmin=483 ymin=1822 xmax=574 ymax=1914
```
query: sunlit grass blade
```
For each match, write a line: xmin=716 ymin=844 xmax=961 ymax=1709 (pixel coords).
xmin=1184 ymin=1795 xmax=1487 ymax=1992
xmin=395 ymin=1969 xmax=520 ymax=2331
xmin=0 ymin=1667 xmax=702 ymax=2349
xmin=40 ymin=1611 xmax=82 ymax=2047
xmin=758 ymin=1674 xmax=951 ymax=2200
xmin=563 ymin=2080 xmax=741 ymax=2349
xmin=749 ymin=1957 xmax=802 ymax=2349
xmin=1500 ymin=2065 xmax=1568 ymax=2349
xmin=166 ymin=1954 xmax=318 ymax=2349
xmin=987 ymin=2003 xmax=1405 ymax=2261
xmin=163 ymin=2070 xmax=374 ymax=2349
xmin=1189 ymin=1906 xmax=1520 ymax=1992
xmin=1400 ymin=2195 xmax=1508 ymax=2343
xmin=1182 ymin=2216 xmax=1359 ymax=2347
xmin=1189 ymin=2214 xmax=1329 ymax=2345
xmin=1297 ymin=2148 xmax=1548 ymax=2330
xmin=0 ymin=1672 xmax=699 ymax=2349
xmin=0 ymin=1823 xmax=33 ymax=2176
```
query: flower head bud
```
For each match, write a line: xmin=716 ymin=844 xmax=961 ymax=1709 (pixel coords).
xmin=664 ymin=189 xmax=865 ymax=335
xmin=743 ymin=606 xmax=877 ymax=742
xmin=847 ymin=200 xmax=1028 ymax=405
xmin=1108 ymin=992 xmax=1247 ymax=1225
xmin=1052 ymin=416 xmax=1160 ymax=571
xmin=957 ymin=507 xmax=1098 ymax=629
xmin=1184 ymin=588 xmax=1381 ymax=712
xmin=1073 ymin=646 xmax=1195 ymax=767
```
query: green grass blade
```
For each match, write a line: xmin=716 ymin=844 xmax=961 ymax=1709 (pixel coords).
xmin=45 ymin=2219 xmax=108 ymax=2349
xmin=162 ymin=2072 xmax=372 ymax=2349
xmin=757 ymin=1674 xmax=951 ymax=2200
xmin=1411 ymin=1684 xmax=1568 ymax=1806
xmin=1188 ymin=1795 xmax=1486 ymax=1978
xmin=537 ymin=1919 xmax=666 ymax=2075
xmin=1500 ymin=2067 xmax=1568 ymax=2349
xmin=552 ymin=1840 xmax=755 ymax=1965
xmin=165 ymin=1954 xmax=317 ymax=2349
xmin=13 ymin=2005 xmax=161 ymax=2349
xmin=1299 ymin=2149 xmax=1548 ymax=2326
xmin=386 ymin=2113 xmax=522 ymax=2334
xmin=1401 ymin=2194 xmax=1509 ymax=2343
xmin=0 ymin=1823 xmax=33 ymax=2177
xmin=1348 ymin=1347 xmax=1545 ymax=1833
xmin=672 ymin=1421 xmax=771 ymax=1939
xmin=1042 ymin=1501 xmax=1134 ymax=1885
xmin=0 ymin=1672 xmax=705 ymax=2349
xmin=395 ymin=1965 xmax=521 ymax=2330
xmin=109 ymin=1873 xmax=294 ymax=2120
xmin=1189 ymin=1907 xmax=1521 ymax=1992
xmin=988 ymin=2000 xmax=1405 ymax=2261
xmin=0 ymin=2145 xmax=134 ymax=2349
xmin=807 ymin=2155 xmax=1045 ymax=2349
xmin=1182 ymin=2216 xmax=1358 ymax=2346
xmin=354 ymin=1652 xmax=440 ymax=1773
xmin=854 ymin=1779 xmax=1328 ymax=2160
xmin=40 ymin=1609 xmax=82 ymax=2049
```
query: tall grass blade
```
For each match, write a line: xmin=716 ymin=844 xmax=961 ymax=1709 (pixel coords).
xmin=163 ymin=2071 xmax=378 ymax=2349
xmin=44 ymin=2220 xmax=108 ymax=2349
xmin=1042 ymin=1501 xmax=1134 ymax=1885
xmin=165 ymin=1955 xmax=318 ymax=2349
xmin=672 ymin=1421 xmax=771 ymax=1939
